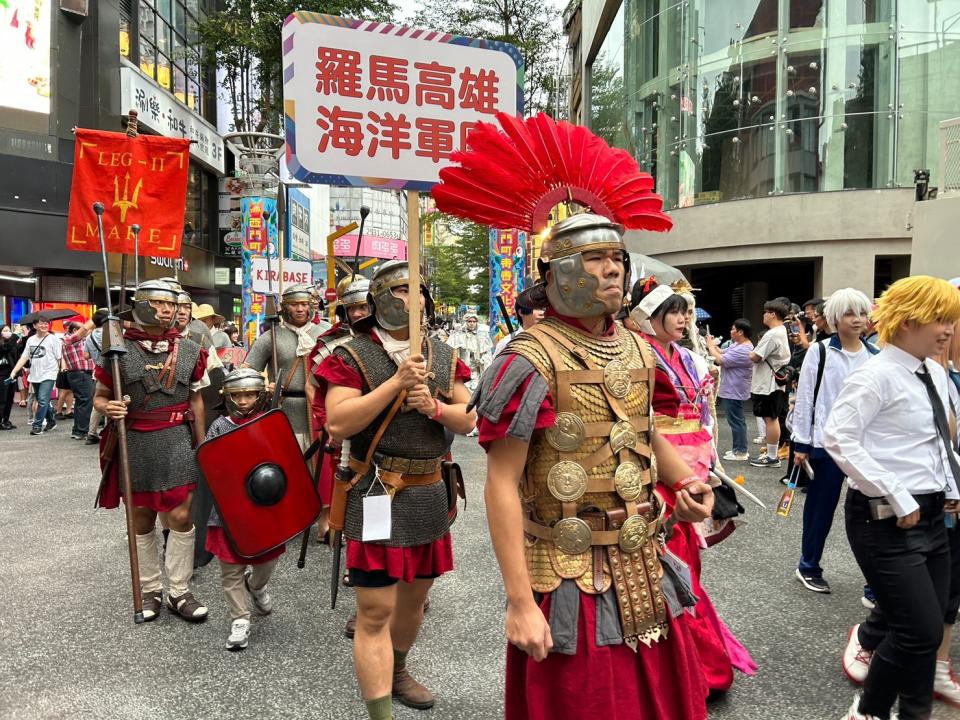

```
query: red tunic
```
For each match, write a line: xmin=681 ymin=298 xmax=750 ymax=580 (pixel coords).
xmin=309 ymin=323 xmax=350 ymax=506
xmin=94 ymin=335 xmax=207 ymax=513
xmin=316 ymin=331 xmax=470 ymax=580
xmin=478 ymin=314 xmax=708 ymax=720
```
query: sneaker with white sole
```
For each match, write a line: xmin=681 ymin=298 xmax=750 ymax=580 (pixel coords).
xmin=796 ymin=569 xmax=831 ymax=593
xmin=935 ymin=660 xmax=960 ymax=708
xmin=861 ymin=586 xmax=877 ymax=611
xmin=841 ymin=693 xmax=898 ymax=720
xmin=226 ymin=619 xmax=250 ymax=650
xmin=842 ymin=625 xmax=873 ymax=685
xmin=750 ymin=454 xmax=782 ymax=468
xmin=244 ymin=569 xmax=273 ymax=615
xmin=723 ymin=450 xmax=750 ymax=461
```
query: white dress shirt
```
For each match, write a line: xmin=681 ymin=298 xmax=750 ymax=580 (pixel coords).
xmin=791 ymin=337 xmax=877 ymax=455
xmin=823 ymin=343 xmax=960 ymax=517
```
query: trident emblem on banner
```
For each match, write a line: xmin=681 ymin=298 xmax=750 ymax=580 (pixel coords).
xmin=113 ymin=172 xmax=143 ymax=222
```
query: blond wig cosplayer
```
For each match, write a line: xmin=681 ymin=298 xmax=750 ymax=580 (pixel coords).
xmin=872 ymin=275 xmax=960 ymax=346
xmin=822 ymin=288 xmax=873 ymax=334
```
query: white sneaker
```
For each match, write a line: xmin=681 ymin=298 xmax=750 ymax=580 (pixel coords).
xmin=935 ymin=660 xmax=960 ymax=708
xmin=722 ymin=450 xmax=750 ymax=461
xmin=840 ymin=693 xmax=898 ymax=720
xmin=244 ymin=569 xmax=273 ymax=615
xmin=842 ymin=625 xmax=873 ymax=685
xmin=226 ymin=619 xmax=250 ymax=650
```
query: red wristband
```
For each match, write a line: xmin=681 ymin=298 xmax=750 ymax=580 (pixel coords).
xmin=672 ymin=476 xmax=699 ymax=493
xmin=430 ymin=398 xmax=443 ymax=421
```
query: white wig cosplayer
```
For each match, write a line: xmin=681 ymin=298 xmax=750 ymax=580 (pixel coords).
xmin=822 ymin=288 xmax=872 ymax=333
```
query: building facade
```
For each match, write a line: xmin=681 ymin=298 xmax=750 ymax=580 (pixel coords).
xmin=570 ymin=0 xmax=960 ymax=329
xmin=0 ymin=0 xmax=236 ymax=326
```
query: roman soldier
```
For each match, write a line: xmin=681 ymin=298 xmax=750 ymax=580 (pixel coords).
xmin=316 ymin=261 xmax=474 ymax=719
xmin=448 ymin=310 xmax=492 ymax=390
xmin=244 ymin=283 xmax=325 ymax=450
xmin=93 ymin=279 xmax=210 ymax=622
xmin=432 ymin=112 xmax=716 ymax=720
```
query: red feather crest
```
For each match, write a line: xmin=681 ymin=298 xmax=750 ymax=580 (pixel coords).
xmin=432 ymin=113 xmax=672 ymax=234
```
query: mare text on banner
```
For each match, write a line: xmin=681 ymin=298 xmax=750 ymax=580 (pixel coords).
xmin=282 ymin=12 xmax=524 ymax=189
xmin=66 ymin=129 xmax=190 ymax=259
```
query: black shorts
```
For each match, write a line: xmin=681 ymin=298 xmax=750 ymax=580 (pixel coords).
xmin=752 ymin=390 xmax=787 ymax=419
xmin=348 ymin=567 xmax=441 ymax=588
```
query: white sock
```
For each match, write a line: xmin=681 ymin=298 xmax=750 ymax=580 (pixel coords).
xmin=135 ymin=530 xmax=162 ymax=593
xmin=165 ymin=526 xmax=196 ymax=597
xmin=756 ymin=417 xmax=765 ymax=437
xmin=767 ymin=443 xmax=778 ymax=460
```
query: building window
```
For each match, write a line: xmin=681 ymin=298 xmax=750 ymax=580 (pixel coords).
xmin=135 ymin=0 xmax=214 ymax=122
xmin=183 ymin=161 xmax=215 ymax=250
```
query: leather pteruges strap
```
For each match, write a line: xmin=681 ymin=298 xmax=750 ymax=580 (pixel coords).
xmin=280 ymin=355 xmax=304 ymax=406
xmin=358 ymin=391 xmax=407 ymax=474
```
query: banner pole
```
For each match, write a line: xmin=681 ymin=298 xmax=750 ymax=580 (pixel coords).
xmin=407 ymin=191 xmax=421 ymax=352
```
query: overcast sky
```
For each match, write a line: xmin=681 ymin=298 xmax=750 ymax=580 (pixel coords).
xmin=392 ymin=0 xmax=566 ymax=26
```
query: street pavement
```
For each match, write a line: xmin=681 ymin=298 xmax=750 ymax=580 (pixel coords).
xmin=1 ymin=403 xmax=959 ymax=720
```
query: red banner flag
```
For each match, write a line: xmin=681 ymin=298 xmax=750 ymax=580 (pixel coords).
xmin=66 ymin=128 xmax=190 ymax=259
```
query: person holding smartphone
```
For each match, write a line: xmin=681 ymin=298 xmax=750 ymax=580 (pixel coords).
xmin=824 ymin=276 xmax=960 ymax=720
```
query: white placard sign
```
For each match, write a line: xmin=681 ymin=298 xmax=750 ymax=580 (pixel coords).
xmin=282 ymin=13 xmax=523 ymax=189
xmin=250 ymin=258 xmax=313 ymax=293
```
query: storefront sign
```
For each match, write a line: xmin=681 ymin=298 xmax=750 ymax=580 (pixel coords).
xmin=488 ymin=228 xmax=526 ymax=341
xmin=120 ymin=64 xmax=226 ymax=174
xmin=282 ymin=13 xmax=523 ymax=189
xmin=250 ymin=258 xmax=312 ymax=293
xmin=332 ymin=234 xmax=407 ymax=260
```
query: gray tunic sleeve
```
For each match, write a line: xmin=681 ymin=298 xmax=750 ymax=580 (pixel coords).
xmin=245 ymin=333 xmax=271 ymax=372
xmin=469 ymin=352 xmax=550 ymax=443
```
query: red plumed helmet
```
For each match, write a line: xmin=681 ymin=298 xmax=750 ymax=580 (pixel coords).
xmin=432 ymin=112 xmax=672 ymax=235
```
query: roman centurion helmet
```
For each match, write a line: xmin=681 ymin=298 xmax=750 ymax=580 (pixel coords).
xmin=334 ymin=275 xmax=371 ymax=323
xmin=432 ymin=112 xmax=673 ymax=319
xmin=221 ymin=367 xmax=268 ymax=417
xmin=121 ymin=279 xmax=180 ymax=328
xmin=356 ymin=260 xmax=434 ymax=332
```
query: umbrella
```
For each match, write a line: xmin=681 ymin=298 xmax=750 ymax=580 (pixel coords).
xmin=695 ymin=307 xmax=712 ymax=321
xmin=629 ymin=253 xmax=689 ymax=288
xmin=17 ymin=308 xmax=81 ymax=325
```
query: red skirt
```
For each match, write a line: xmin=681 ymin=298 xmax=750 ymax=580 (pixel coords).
xmin=205 ymin=526 xmax=286 ymax=565
xmin=346 ymin=533 xmax=454 ymax=584
xmin=505 ymin=593 xmax=708 ymax=720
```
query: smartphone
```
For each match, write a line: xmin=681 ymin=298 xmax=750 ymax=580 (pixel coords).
xmin=868 ymin=498 xmax=896 ymax=520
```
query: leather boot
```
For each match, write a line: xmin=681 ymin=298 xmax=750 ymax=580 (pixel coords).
xmin=392 ymin=665 xmax=434 ymax=710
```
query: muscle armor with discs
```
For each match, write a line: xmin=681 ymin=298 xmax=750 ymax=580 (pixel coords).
xmin=508 ymin=316 xmax=669 ymax=645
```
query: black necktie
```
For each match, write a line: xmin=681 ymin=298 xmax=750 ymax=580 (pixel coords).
xmin=916 ymin=366 xmax=960 ymax=490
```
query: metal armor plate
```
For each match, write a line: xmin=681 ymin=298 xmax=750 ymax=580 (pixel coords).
xmin=196 ymin=409 xmax=320 ymax=558
xmin=609 ymin=420 xmax=638 ymax=454
xmin=614 ymin=462 xmax=643 ymax=501
xmin=547 ymin=461 xmax=588 ymax=503
xmin=603 ymin=359 xmax=632 ymax=398
xmin=618 ymin=515 xmax=649 ymax=553
xmin=546 ymin=412 xmax=586 ymax=452
xmin=553 ymin=517 xmax=593 ymax=555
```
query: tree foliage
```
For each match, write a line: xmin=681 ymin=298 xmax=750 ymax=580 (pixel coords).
xmin=410 ymin=0 xmax=563 ymax=117
xmin=424 ymin=215 xmax=490 ymax=315
xmin=199 ymin=0 xmax=395 ymax=134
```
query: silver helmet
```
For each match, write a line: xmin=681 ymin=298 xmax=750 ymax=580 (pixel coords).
xmin=122 ymin=279 xmax=180 ymax=328
xmin=357 ymin=260 xmax=434 ymax=332
xmin=537 ymin=213 xmax=631 ymax=318
xmin=221 ymin=367 xmax=268 ymax=417
xmin=176 ymin=291 xmax=191 ymax=306
xmin=334 ymin=275 xmax=371 ymax=324
xmin=156 ymin=276 xmax=184 ymax=294
xmin=280 ymin=283 xmax=314 ymax=323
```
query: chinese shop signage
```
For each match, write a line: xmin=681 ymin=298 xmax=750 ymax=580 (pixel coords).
xmin=282 ymin=12 xmax=523 ymax=190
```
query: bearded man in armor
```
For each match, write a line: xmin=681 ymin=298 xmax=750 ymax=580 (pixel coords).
xmin=93 ymin=279 xmax=211 ymax=622
xmin=316 ymin=261 xmax=475 ymax=720
xmin=432 ymin=112 xmax=717 ymax=720
xmin=244 ymin=283 xmax=326 ymax=450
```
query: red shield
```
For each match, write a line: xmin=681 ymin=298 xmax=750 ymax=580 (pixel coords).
xmin=197 ymin=410 xmax=320 ymax=559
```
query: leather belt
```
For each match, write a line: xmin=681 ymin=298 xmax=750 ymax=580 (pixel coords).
xmin=523 ymin=502 xmax=656 ymax=547
xmin=348 ymin=457 xmax=443 ymax=493
xmin=280 ymin=390 xmax=306 ymax=398
xmin=370 ymin=455 xmax=444 ymax=474
xmin=126 ymin=408 xmax=194 ymax=424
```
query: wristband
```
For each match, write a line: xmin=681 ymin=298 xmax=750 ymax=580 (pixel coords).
xmin=430 ymin=398 xmax=443 ymax=421
xmin=672 ymin=476 xmax=699 ymax=493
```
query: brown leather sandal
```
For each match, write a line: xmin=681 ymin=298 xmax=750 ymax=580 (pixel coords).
xmin=166 ymin=591 xmax=209 ymax=622
xmin=142 ymin=591 xmax=162 ymax=622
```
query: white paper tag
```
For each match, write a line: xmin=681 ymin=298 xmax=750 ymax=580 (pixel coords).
xmin=362 ymin=494 xmax=392 ymax=541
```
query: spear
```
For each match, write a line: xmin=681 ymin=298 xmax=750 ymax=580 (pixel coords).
xmin=94 ymin=201 xmax=144 ymax=624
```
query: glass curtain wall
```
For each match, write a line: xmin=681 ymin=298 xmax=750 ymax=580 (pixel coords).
xmin=590 ymin=0 xmax=960 ymax=209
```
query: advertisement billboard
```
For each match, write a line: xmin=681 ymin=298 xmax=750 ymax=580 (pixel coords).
xmin=0 ymin=0 xmax=52 ymax=114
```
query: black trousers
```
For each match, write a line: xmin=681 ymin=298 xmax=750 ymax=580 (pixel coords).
xmin=846 ymin=490 xmax=950 ymax=720
xmin=65 ymin=370 xmax=93 ymax=435
xmin=1 ymin=381 xmax=15 ymax=423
